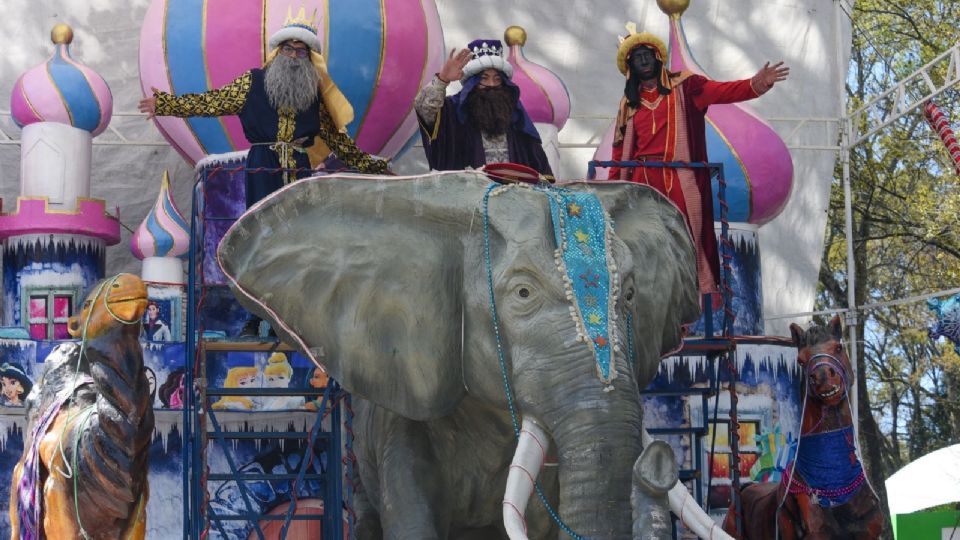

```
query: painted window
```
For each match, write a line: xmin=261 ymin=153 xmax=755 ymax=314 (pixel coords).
xmin=23 ymin=289 xmax=77 ymax=340
xmin=704 ymin=419 xmax=762 ymax=510
xmin=28 ymin=296 xmax=47 ymax=340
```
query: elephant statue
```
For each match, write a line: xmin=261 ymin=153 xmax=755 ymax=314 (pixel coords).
xmin=217 ymin=171 xmax=729 ymax=539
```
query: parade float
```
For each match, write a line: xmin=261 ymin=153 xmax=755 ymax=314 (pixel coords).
xmin=0 ymin=0 xmax=896 ymax=538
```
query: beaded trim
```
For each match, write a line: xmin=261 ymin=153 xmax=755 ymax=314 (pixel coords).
xmin=488 ymin=182 xmax=622 ymax=385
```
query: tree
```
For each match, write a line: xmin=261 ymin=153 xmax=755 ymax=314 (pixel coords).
xmin=818 ymin=0 xmax=960 ymax=534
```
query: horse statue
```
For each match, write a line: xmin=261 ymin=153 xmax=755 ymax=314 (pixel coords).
xmin=722 ymin=315 xmax=884 ymax=539
xmin=9 ymin=274 xmax=154 ymax=540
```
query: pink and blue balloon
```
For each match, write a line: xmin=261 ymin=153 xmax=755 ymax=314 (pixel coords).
xmin=139 ymin=0 xmax=444 ymax=165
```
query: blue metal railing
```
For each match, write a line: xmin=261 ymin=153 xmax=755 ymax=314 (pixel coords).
xmin=184 ymin=166 xmax=350 ymax=539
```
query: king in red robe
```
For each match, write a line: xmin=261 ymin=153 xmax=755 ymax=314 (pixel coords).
xmin=610 ymin=30 xmax=788 ymax=295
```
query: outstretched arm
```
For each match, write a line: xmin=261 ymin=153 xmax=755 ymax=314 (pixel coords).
xmin=138 ymin=71 xmax=252 ymax=119
xmin=692 ymin=62 xmax=789 ymax=109
xmin=317 ymin=104 xmax=389 ymax=174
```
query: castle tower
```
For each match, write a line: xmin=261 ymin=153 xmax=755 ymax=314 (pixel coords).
xmin=504 ymin=26 xmax=572 ymax=178
xmin=131 ymin=171 xmax=190 ymax=342
xmin=1 ymin=24 xmax=119 ymax=339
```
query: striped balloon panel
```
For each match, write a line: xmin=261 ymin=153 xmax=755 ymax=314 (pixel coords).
xmin=705 ymin=118 xmax=750 ymax=223
xmin=140 ymin=0 xmax=442 ymax=165
xmin=11 ymin=45 xmax=112 ymax=136
xmin=507 ymin=45 xmax=571 ymax=130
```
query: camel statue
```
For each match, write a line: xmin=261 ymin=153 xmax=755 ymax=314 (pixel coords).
xmin=9 ymin=273 xmax=155 ymax=540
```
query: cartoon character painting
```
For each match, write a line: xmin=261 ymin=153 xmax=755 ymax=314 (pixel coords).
xmin=211 ymin=365 xmax=258 ymax=410
xmin=0 ymin=362 xmax=33 ymax=407
xmin=261 ymin=353 xmax=302 ymax=410
xmin=302 ymin=367 xmax=329 ymax=412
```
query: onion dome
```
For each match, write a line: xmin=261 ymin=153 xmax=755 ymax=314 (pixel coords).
xmin=10 ymin=24 xmax=113 ymax=136
xmin=664 ymin=7 xmax=793 ymax=225
xmin=656 ymin=0 xmax=690 ymax=18
xmin=131 ymin=171 xmax=190 ymax=260
xmin=504 ymin=26 xmax=571 ymax=130
xmin=139 ymin=0 xmax=444 ymax=165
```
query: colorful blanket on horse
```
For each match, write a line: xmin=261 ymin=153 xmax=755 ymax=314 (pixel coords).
xmin=17 ymin=374 xmax=94 ymax=540
xmin=787 ymin=425 xmax=865 ymax=508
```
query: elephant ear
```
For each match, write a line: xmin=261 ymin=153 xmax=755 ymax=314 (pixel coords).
xmin=218 ymin=173 xmax=490 ymax=421
xmin=573 ymin=182 xmax=700 ymax=386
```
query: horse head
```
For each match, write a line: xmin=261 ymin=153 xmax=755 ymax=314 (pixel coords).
xmin=790 ymin=315 xmax=851 ymax=408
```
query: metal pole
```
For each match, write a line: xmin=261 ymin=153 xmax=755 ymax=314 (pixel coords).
xmin=837 ymin=0 xmax=859 ymax=426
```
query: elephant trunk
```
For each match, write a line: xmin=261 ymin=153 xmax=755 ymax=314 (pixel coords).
xmin=639 ymin=430 xmax=734 ymax=540
xmin=631 ymin=439 xmax=677 ymax=539
xmin=503 ymin=416 xmax=549 ymax=540
xmin=546 ymin=388 xmax=641 ymax=539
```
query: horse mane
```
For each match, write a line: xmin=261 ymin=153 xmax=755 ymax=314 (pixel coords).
xmin=797 ymin=324 xmax=836 ymax=348
xmin=791 ymin=315 xmax=843 ymax=350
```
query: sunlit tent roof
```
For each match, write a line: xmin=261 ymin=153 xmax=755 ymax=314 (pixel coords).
xmin=886 ymin=444 xmax=960 ymax=515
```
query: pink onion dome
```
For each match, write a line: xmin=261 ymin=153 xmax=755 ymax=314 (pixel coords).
xmin=131 ymin=171 xmax=190 ymax=260
xmin=139 ymin=0 xmax=444 ymax=165
xmin=504 ymin=26 xmax=571 ymax=130
xmin=10 ymin=24 xmax=113 ymax=137
xmin=664 ymin=6 xmax=793 ymax=225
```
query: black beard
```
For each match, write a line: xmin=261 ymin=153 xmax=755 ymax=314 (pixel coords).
xmin=465 ymin=85 xmax=516 ymax=136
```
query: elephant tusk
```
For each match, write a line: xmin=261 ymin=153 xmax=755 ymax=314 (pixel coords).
xmin=503 ymin=416 xmax=549 ymax=540
xmin=641 ymin=429 xmax=734 ymax=540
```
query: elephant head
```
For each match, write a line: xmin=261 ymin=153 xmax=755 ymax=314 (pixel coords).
xmin=218 ymin=171 xmax=703 ymax=538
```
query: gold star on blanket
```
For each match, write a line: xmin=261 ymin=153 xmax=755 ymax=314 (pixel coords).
xmin=587 ymin=313 xmax=602 ymax=325
xmin=574 ymin=229 xmax=589 ymax=243
xmin=567 ymin=202 xmax=582 ymax=217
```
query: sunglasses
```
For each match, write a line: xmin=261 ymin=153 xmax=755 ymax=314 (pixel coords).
xmin=281 ymin=44 xmax=310 ymax=58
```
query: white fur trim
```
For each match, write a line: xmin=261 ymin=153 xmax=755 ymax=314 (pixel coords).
xmin=269 ymin=27 xmax=322 ymax=53
xmin=461 ymin=55 xmax=514 ymax=82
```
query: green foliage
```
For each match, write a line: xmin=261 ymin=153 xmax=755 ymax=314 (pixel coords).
xmin=818 ymin=0 xmax=960 ymax=485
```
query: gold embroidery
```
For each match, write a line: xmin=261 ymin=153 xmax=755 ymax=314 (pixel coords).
xmin=277 ymin=108 xmax=295 ymax=142
xmin=154 ymin=72 xmax=252 ymax=117
xmin=317 ymin=103 xmax=388 ymax=174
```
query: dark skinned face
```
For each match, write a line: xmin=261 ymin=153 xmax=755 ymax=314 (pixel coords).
xmin=629 ymin=46 xmax=661 ymax=82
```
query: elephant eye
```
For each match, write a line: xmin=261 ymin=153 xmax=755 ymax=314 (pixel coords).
xmin=624 ymin=287 xmax=635 ymax=302
xmin=518 ymin=287 xmax=530 ymax=298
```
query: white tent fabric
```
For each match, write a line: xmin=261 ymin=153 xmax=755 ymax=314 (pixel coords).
xmin=0 ymin=0 xmax=850 ymax=336
xmin=886 ymin=444 xmax=960 ymax=515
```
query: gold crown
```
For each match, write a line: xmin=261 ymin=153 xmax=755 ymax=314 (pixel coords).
xmin=616 ymin=22 xmax=667 ymax=76
xmin=283 ymin=6 xmax=318 ymax=33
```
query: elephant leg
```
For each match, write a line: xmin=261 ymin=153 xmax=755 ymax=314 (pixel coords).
xmin=353 ymin=464 xmax=383 ymax=540
xmin=374 ymin=413 xmax=447 ymax=540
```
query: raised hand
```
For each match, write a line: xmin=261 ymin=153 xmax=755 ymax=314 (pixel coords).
xmin=438 ymin=48 xmax=472 ymax=84
xmin=755 ymin=61 xmax=789 ymax=91
xmin=137 ymin=87 xmax=161 ymax=119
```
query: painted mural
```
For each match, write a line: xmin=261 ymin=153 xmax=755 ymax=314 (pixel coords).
xmin=645 ymin=340 xmax=802 ymax=521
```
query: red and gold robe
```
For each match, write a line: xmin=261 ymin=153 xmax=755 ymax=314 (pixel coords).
xmin=611 ymin=72 xmax=763 ymax=294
